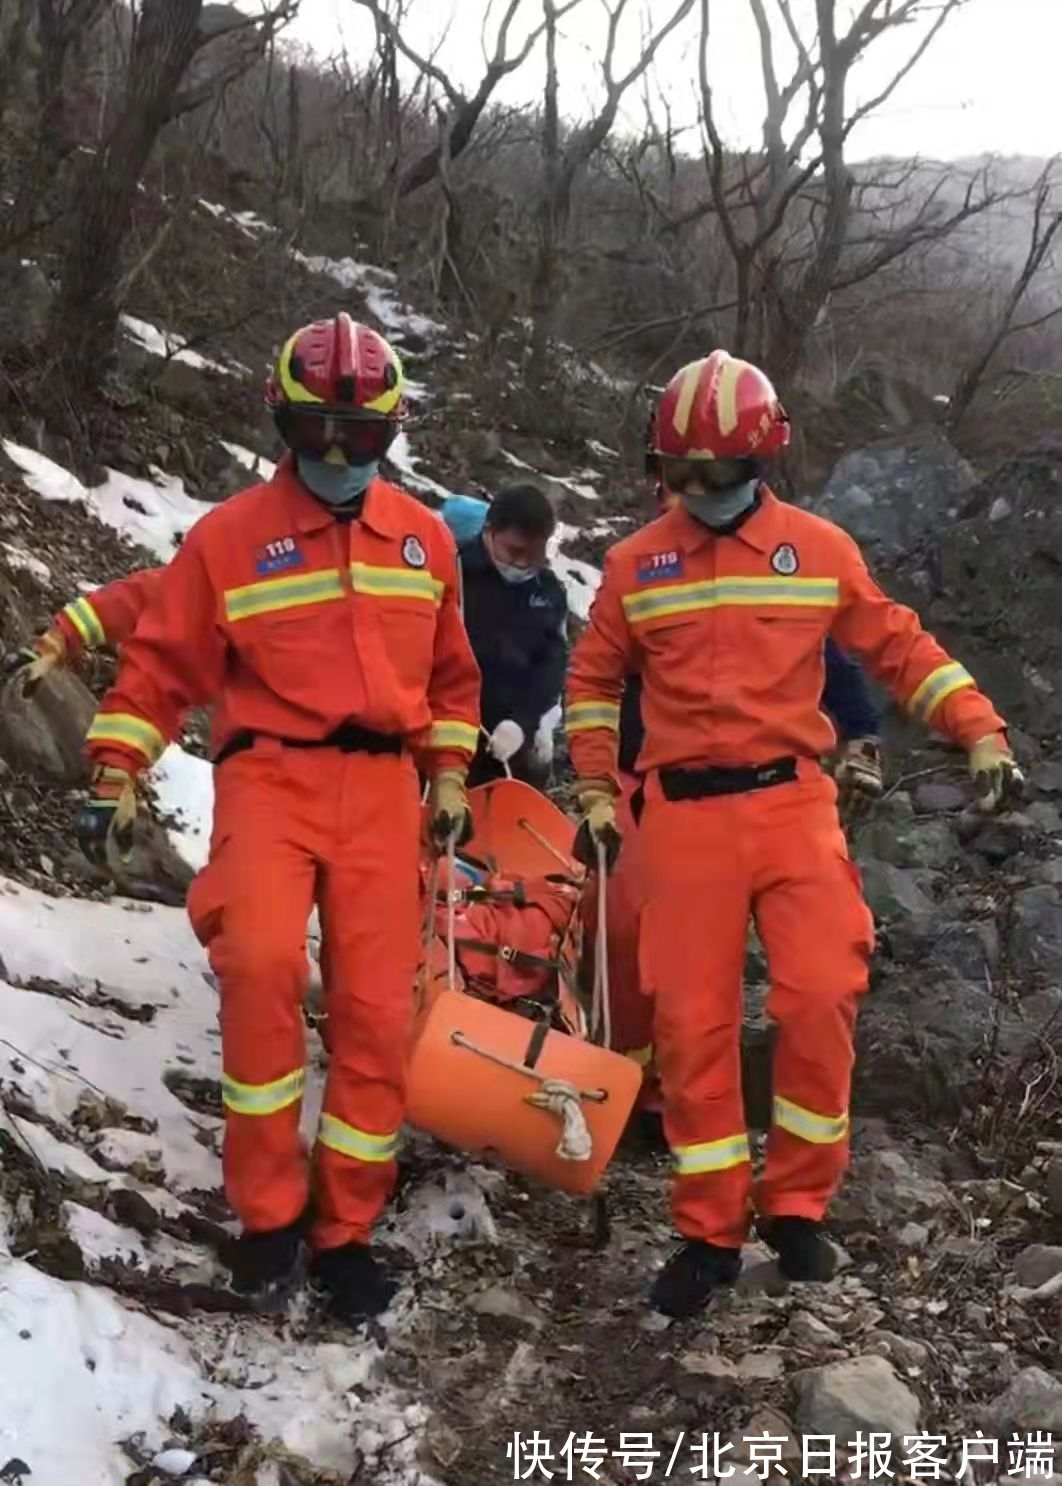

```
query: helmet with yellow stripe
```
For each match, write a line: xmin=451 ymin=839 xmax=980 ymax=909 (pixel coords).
xmin=265 ymin=313 xmax=407 ymax=464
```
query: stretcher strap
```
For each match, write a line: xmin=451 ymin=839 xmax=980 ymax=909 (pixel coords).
xmin=592 ymin=839 xmax=612 ymax=1050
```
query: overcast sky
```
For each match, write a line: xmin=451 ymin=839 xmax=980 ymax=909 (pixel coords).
xmin=287 ymin=0 xmax=1056 ymax=164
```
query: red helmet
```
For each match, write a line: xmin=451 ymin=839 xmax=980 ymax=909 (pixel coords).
xmin=653 ymin=350 xmax=790 ymax=462
xmin=265 ymin=313 xmax=406 ymax=462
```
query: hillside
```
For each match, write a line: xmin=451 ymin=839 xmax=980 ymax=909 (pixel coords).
xmin=0 ymin=188 xmax=1059 ymax=1486
xmin=1 ymin=0 xmax=1061 ymax=1480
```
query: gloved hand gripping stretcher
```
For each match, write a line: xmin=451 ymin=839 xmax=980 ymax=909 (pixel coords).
xmin=406 ymin=775 xmax=642 ymax=1195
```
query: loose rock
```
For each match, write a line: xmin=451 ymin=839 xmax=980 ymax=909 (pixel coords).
xmin=1014 ymin=1245 xmax=1062 ymax=1289
xmin=1046 ymin=1158 xmax=1062 ymax=1219
xmin=794 ymin=1354 xmax=921 ymax=1438
xmin=986 ymin=1367 xmax=1062 ymax=1433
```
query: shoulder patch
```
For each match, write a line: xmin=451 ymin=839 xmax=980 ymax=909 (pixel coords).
xmin=637 ymin=550 xmax=684 ymax=583
xmin=770 ymin=543 xmax=799 ymax=576
xmin=402 ymin=534 xmax=427 ymax=569
xmin=255 ymin=536 xmax=304 ymax=576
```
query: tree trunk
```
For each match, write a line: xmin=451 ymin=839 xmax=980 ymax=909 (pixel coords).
xmin=529 ymin=0 xmax=560 ymax=374
xmin=45 ymin=0 xmax=204 ymax=397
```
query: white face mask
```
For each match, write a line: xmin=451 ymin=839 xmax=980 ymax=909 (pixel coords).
xmin=680 ymin=479 xmax=758 ymax=530
xmin=494 ymin=561 xmax=539 ymax=585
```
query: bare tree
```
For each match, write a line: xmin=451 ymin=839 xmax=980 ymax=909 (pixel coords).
xmin=5 ymin=0 xmax=115 ymax=241
xmin=530 ymin=0 xmax=697 ymax=366
xmin=350 ymin=0 xmax=563 ymax=199
xmin=44 ymin=0 xmax=297 ymax=400
xmin=692 ymin=0 xmax=1005 ymax=385
xmin=948 ymin=160 xmax=1062 ymax=429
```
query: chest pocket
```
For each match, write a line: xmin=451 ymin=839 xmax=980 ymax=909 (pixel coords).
xmin=368 ymin=595 xmax=438 ymax=694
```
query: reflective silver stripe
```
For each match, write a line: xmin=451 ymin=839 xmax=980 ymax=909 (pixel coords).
xmin=222 ymin=1067 xmax=306 ymax=1116
xmin=317 ymin=1113 xmax=399 ymax=1163
xmin=429 ymin=720 xmax=479 ymax=751
xmin=773 ymin=1095 xmax=848 ymax=1145
xmin=86 ymin=711 xmax=165 ymax=763
xmin=671 ymin=1133 xmax=751 ymax=1175
xmin=65 ymin=596 xmax=106 ymax=648
xmin=624 ymin=576 xmax=839 ymax=624
xmin=350 ymin=562 xmax=443 ymax=604
xmin=908 ymin=662 xmax=975 ymax=720
xmin=224 ymin=569 xmax=345 ymax=622
xmin=566 ymin=700 xmax=621 ymax=734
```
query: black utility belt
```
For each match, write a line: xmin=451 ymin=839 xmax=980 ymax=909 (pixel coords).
xmin=658 ymin=755 xmax=798 ymax=802
xmin=214 ymin=722 xmax=403 ymax=767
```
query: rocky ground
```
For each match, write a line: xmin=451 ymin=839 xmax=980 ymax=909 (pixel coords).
xmin=0 ymin=195 xmax=1059 ymax=1486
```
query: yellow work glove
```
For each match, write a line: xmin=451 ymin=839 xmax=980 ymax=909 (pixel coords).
xmin=967 ymin=734 xmax=1024 ymax=815
xmin=8 ymin=627 xmax=67 ymax=697
xmin=835 ymin=736 xmax=884 ymax=822
xmin=573 ymin=779 xmax=622 ymax=873
xmin=429 ymin=769 xmax=472 ymax=848
xmin=78 ymin=766 xmax=138 ymax=866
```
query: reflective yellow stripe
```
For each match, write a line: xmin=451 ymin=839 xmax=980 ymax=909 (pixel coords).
xmin=277 ymin=331 xmax=323 ymax=405
xmin=350 ymin=563 xmax=443 ymax=604
xmin=773 ymin=1095 xmax=848 ymax=1145
xmin=430 ymin=720 xmax=479 ymax=752
xmin=623 ymin=576 xmax=839 ymax=624
xmin=907 ymin=661 xmax=975 ymax=721
xmin=317 ymin=1113 xmax=398 ymax=1163
xmin=566 ymin=700 xmax=621 ymax=734
xmin=224 ymin=568 xmax=344 ymax=622
xmin=671 ymin=1133 xmax=750 ymax=1175
xmin=361 ymin=344 xmax=406 ymax=415
xmin=64 ymin=597 xmax=106 ymax=648
xmin=86 ymin=711 xmax=165 ymax=764
xmin=222 ymin=1067 xmax=306 ymax=1116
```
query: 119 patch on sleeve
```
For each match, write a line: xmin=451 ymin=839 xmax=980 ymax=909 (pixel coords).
xmin=637 ymin=550 xmax=684 ymax=582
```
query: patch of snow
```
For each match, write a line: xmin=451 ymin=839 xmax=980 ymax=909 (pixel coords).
xmin=550 ymin=522 xmax=602 ymax=622
xmin=388 ymin=431 xmax=453 ymax=502
xmin=293 ymin=250 xmax=447 ymax=348
xmin=197 ymin=200 xmax=274 ymax=241
xmin=2 ymin=441 xmax=214 ymax=560
xmin=219 ymin=440 xmax=276 ymax=481
xmin=587 ymin=439 xmax=619 ymax=459
xmin=152 ymin=745 xmax=215 ymax=873
xmin=6 ymin=1115 xmax=112 ymax=1186
xmin=121 ymin=314 xmax=250 ymax=379
xmin=2 ymin=543 xmax=52 ymax=582
xmin=64 ymin=1200 xmax=151 ymax=1269
xmin=565 ymin=481 xmax=600 ymax=501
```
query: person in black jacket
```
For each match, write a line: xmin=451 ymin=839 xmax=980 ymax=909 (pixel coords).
xmin=458 ymin=483 xmax=569 ymax=788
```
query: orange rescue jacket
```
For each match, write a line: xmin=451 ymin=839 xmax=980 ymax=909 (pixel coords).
xmin=566 ymin=489 xmax=1005 ymax=785
xmin=85 ymin=461 xmax=482 ymax=777
xmin=54 ymin=568 xmax=164 ymax=656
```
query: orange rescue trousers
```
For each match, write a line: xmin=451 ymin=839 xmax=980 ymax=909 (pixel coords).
xmin=637 ymin=763 xmax=874 ymax=1248
xmin=187 ymin=741 xmax=420 ymax=1251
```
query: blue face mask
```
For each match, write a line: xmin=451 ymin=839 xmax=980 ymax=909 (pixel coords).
xmin=297 ymin=453 xmax=379 ymax=506
xmin=681 ymin=478 xmax=758 ymax=530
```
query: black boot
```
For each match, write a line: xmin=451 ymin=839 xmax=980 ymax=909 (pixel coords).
xmin=758 ymin=1216 xmax=837 ymax=1281
xmin=649 ymin=1240 xmax=742 ymax=1318
xmin=225 ymin=1214 xmax=307 ymax=1297
xmin=310 ymin=1242 xmax=397 ymax=1324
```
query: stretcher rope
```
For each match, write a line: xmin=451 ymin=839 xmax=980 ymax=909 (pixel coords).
xmin=515 ymin=816 xmax=578 ymax=875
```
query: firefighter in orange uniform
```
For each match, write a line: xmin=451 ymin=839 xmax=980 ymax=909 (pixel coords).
xmin=79 ymin=314 xmax=481 ymax=1323
xmin=566 ymin=351 xmax=1022 ymax=1318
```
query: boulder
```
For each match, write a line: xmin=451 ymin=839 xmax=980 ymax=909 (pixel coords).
xmin=832 ymin=1147 xmax=951 ymax=1227
xmin=912 ymin=780 xmax=968 ymax=814
xmin=794 ymin=1355 xmax=921 ymax=1439
xmin=1010 ymin=887 xmax=1062 ymax=977
xmin=155 ymin=359 xmax=212 ymax=416
xmin=815 ymin=429 xmax=977 ymax=562
xmin=985 ymin=1367 xmax=1062 ymax=1434
xmin=0 ymin=668 xmax=96 ymax=784
xmin=1014 ymin=1245 xmax=1062 ymax=1289
xmin=856 ymin=859 xmax=936 ymax=921
xmin=856 ymin=817 xmax=960 ymax=872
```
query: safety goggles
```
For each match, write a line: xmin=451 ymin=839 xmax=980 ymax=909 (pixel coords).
xmin=278 ymin=409 xmax=400 ymax=463
xmin=658 ymin=455 xmax=754 ymax=494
